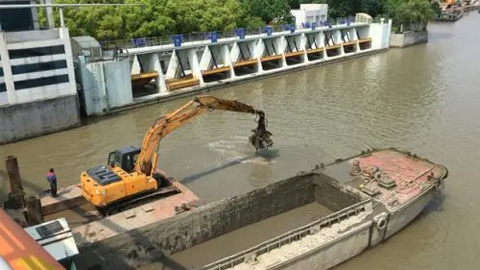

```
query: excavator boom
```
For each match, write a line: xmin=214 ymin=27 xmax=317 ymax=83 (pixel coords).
xmin=137 ymin=95 xmax=273 ymax=175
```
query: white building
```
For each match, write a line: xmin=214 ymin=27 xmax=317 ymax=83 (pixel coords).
xmin=0 ymin=2 xmax=80 ymax=144
xmin=291 ymin=4 xmax=328 ymax=27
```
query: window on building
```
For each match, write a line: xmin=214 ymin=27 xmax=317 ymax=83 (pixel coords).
xmin=0 ymin=1 xmax=34 ymax=32
xmin=307 ymin=16 xmax=314 ymax=23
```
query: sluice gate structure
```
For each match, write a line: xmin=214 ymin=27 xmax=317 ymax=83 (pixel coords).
xmin=76 ymin=14 xmax=392 ymax=116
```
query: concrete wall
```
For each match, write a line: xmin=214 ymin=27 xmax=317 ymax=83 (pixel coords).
xmin=75 ymin=173 xmax=317 ymax=269
xmin=369 ymin=19 xmax=392 ymax=49
xmin=75 ymin=58 xmax=108 ymax=116
xmin=0 ymin=94 xmax=80 ymax=144
xmin=104 ymin=60 xmax=133 ymax=108
xmin=389 ymin=31 xmax=428 ymax=48
xmin=313 ymin=174 xmax=363 ymax=211
xmin=75 ymin=58 xmax=133 ymax=116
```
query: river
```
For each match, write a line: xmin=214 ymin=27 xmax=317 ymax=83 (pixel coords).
xmin=1 ymin=13 xmax=480 ymax=270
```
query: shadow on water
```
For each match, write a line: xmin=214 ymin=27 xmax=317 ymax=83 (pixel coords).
xmin=181 ymin=155 xmax=256 ymax=185
xmin=427 ymin=31 xmax=454 ymax=42
xmin=180 ymin=149 xmax=279 ymax=185
xmin=0 ymin=169 xmax=46 ymax=202
xmin=256 ymin=148 xmax=280 ymax=159
xmin=423 ymin=193 xmax=446 ymax=213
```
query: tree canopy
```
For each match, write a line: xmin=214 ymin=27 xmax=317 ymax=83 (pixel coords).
xmin=387 ymin=0 xmax=434 ymax=31
xmin=46 ymin=0 xmax=264 ymax=40
xmin=241 ymin=0 xmax=292 ymax=24
xmin=44 ymin=0 xmax=435 ymax=41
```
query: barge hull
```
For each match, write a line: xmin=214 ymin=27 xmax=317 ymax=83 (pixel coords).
xmin=71 ymin=149 xmax=447 ymax=270
xmin=385 ymin=185 xmax=437 ymax=239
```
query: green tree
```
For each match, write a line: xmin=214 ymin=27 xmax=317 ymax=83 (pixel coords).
xmin=166 ymin=0 xmax=243 ymax=33
xmin=360 ymin=0 xmax=387 ymax=17
xmin=49 ymin=0 xmax=127 ymax=40
xmin=39 ymin=0 xmax=434 ymax=42
xmin=430 ymin=1 xmax=443 ymax=18
xmin=241 ymin=0 xmax=292 ymax=24
xmin=387 ymin=0 xmax=434 ymax=32
xmin=288 ymin=0 xmax=301 ymax=9
xmin=123 ymin=0 xmax=174 ymax=38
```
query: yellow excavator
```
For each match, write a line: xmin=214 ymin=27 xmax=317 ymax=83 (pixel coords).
xmin=80 ymin=95 xmax=272 ymax=214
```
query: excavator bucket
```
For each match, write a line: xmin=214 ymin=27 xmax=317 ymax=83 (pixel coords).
xmin=249 ymin=111 xmax=273 ymax=150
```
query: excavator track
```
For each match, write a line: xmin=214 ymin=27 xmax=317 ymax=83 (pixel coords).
xmin=97 ymin=185 xmax=180 ymax=216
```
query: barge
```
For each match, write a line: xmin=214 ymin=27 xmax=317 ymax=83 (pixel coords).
xmin=64 ymin=148 xmax=447 ymax=270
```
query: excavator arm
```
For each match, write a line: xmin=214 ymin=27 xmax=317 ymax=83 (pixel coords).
xmin=136 ymin=95 xmax=273 ymax=176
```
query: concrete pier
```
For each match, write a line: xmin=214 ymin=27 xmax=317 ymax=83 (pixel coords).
xmin=40 ymin=185 xmax=86 ymax=215
xmin=390 ymin=31 xmax=428 ymax=48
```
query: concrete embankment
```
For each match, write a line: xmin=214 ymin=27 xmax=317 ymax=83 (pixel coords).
xmin=0 ymin=95 xmax=80 ymax=144
xmin=389 ymin=31 xmax=428 ymax=48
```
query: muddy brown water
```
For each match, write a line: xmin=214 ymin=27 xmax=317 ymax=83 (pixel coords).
xmin=1 ymin=14 xmax=480 ymax=269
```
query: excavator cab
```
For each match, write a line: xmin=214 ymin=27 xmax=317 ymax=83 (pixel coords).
xmin=108 ymin=146 xmax=141 ymax=173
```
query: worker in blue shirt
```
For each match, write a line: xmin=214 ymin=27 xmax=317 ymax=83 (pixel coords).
xmin=46 ymin=168 xmax=57 ymax=197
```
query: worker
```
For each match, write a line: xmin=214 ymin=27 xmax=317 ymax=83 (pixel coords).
xmin=46 ymin=168 xmax=57 ymax=197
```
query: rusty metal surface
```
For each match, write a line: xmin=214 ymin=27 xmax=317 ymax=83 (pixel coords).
xmin=324 ymin=149 xmax=449 ymax=210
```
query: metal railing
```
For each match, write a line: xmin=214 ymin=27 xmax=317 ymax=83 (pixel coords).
xmin=200 ymin=199 xmax=371 ymax=270
xmin=99 ymin=16 xmax=365 ymax=53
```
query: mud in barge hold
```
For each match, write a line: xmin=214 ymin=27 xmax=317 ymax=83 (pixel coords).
xmin=73 ymin=148 xmax=447 ymax=270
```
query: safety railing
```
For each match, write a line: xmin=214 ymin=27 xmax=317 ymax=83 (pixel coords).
xmin=100 ymin=16 xmax=366 ymax=53
xmin=200 ymin=199 xmax=371 ymax=270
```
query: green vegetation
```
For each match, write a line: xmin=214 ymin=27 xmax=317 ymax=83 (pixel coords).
xmin=43 ymin=0 xmax=435 ymax=41
xmin=388 ymin=0 xmax=435 ymax=31
xmin=43 ymin=0 xmax=290 ymax=40
xmin=241 ymin=0 xmax=292 ymax=24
